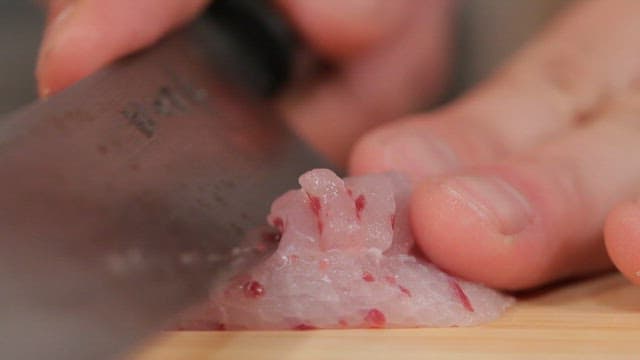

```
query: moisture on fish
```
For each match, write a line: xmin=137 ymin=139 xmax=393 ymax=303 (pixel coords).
xmin=176 ymin=169 xmax=513 ymax=330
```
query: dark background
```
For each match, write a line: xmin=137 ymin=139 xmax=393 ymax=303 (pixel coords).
xmin=0 ymin=1 xmax=44 ymax=115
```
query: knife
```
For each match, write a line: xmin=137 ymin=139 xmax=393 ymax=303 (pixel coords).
xmin=0 ymin=1 xmax=330 ymax=359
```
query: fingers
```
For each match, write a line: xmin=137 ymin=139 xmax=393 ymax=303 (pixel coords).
xmin=37 ymin=0 xmax=209 ymax=97
xmin=412 ymin=95 xmax=640 ymax=290
xmin=605 ymin=202 xmax=640 ymax=285
xmin=275 ymin=0 xmax=412 ymax=60
xmin=347 ymin=0 xmax=640 ymax=289
xmin=36 ymin=0 xmax=432 ymax=102
xmin=280 ymin=0 xmax=455 ymax=165
xmin=36 ymin=0 xmax=452 ymax=166
xmin=350 ymin=0 xmax=640 ymax=180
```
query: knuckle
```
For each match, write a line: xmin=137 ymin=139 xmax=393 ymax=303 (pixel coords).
xmin=535 ymin=48 xmax=607 ymax=125
xmin=490 ymin=47 xmax=603 ymax=128
xmin=541 ymin=51 xmax=595 ymax=104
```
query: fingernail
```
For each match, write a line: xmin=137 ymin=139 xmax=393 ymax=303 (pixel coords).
xmin=37 ymin=2 xmax=76 ymax=98
xmin=443 ymin=176 xmax=533 ymax=235
xmin=383 ymin=134 xmax=459 ymax=182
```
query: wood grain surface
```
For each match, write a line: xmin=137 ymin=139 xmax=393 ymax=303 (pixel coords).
xmin=128 ymin=273 xmax=640 ymax=359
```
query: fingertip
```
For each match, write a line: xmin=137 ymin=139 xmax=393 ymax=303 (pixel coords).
xmin=348 ymin=125 xmax=395 ymax=176
xmin=36 ymin=28 xmax=107 ymax=97
xmin=410 ymin=175 xmax=548 ymax=290
xmin=36 ymin=0 xmax=79 ymax=97
xmin=605 ymin=202 xmax=640 ymax=285
xmin=36 ymin=39 xmax=92 ymax=98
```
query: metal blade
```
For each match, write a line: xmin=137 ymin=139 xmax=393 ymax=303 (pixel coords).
xmin=0 ymin=18 xmax=329 ymax=360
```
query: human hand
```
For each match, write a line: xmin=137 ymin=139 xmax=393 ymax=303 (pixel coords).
xmin=36 ymin=0 xmax=455 ymax=165
xmin=350 ymin=0 xmax=640 ymax=289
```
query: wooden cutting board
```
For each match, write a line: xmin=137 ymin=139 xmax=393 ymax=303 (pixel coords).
xmin=128 ymin=273 xmax=640 ymax=359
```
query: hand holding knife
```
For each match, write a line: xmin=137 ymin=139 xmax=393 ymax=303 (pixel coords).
xmin=0 ymin=1 xmax=329 ymax=359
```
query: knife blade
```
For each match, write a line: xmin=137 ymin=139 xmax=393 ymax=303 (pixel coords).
xmin=0 ymin=1 xmax=330 ymax=359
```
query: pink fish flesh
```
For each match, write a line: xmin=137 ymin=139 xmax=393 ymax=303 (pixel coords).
xmin=176 ymin=169 xmax=513 ymax=330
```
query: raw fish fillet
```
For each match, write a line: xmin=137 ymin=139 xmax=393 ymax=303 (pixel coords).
xmin=178 ymin=169 xmax=513 ymax=330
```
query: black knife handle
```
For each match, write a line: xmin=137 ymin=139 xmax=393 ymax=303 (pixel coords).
xmin=207 ymin=0 xmax=297 ymax=96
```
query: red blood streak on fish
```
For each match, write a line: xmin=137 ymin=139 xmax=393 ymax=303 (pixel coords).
xmin=347 ymin=188 xmax=353 ymax=197
xmin=216 ymin=323 xmax=227 ymax=331
xmin=272 ymin=217 xmax=285 ymax=232
xmin=385 ymin=275 xmax=397 ymax=285
xmin=307 ymin=195 xmax=323 ymax=234
xmin=449 ymin=279 xmax=474 ymax=312
xmin=308 ymin=195 xmax=321 ymax=215
xmin=390 ymin=214 xmax=396 ymax=230
xmin=398 ymin=285 xmax=412 ymax=297
xmin=355 ymin=195 xmax=366 ymax=220
xmin=243 ymin=280 xmax=265 ymax=299
xmin=364 ymin=309 xmax=386 ymax=328
xmin=338 ymin=319 xmax=349 ymax=328
xmin=362 ymin=271 xmax=375 ymax=282
xmin=293 ymin=324 xmax=317 ymax=330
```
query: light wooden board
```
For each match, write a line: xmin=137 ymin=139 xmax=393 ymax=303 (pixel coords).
xmin=128 ymin=273 xmax=640 ymax=359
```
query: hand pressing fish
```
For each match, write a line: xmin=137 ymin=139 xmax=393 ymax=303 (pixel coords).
xmin=177 ymin=169 xmax=513 ymax=330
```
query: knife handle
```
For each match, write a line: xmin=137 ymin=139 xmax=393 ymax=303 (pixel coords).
xmin=207 ymin=0 xmax=299 ymax=97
